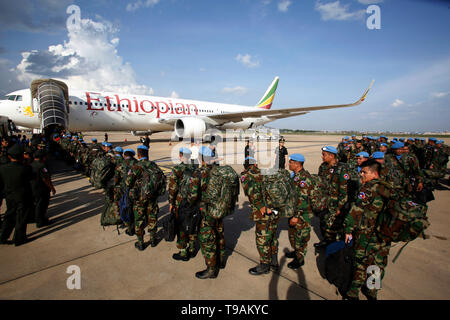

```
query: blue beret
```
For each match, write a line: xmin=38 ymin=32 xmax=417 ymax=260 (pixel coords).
xmin=79 ymin=140 xmax=84 ymax=143
xmin=179 ymin=147 xmax=192 ymax=155
xmin=91 ymin=138 xmax=97 ymax=142
xmin=420 ymin=138 xmax=426 ymax=141
xmin=380 ymin=143 xmax=388 ymax=147
xmin=429 ymin=137 xmax=437 ymax=142
xmin=199 ymin=146 xmax=213 ymax=157
xmin=352 ymin=135 xmax=356 ymax=137
xmin=123 ymin=148 xmax=136 ymax=155
xmin=66 ymin=134 xmax=71 ymax=137
xmin=372 ymin=136 xmax=378 ymax=140
xmin=380 ymin=135 xmax=387 ymax=139
xmin=407 ymin=138 xmax=414 ymax=142
xmin=437 ymin=140 xmax=444 ymax=144
xmin=245 ymin=156 xmax=257 ymax=163
xmin=289 ymin=153 xmax=305 ymax=162
xmin=322 ymin=146 xmax=337 ymax=154
xmin=356 ymin=151 xmax=370 ymax=158
xmin=114 ymin=147 xmax=123 ymax=153
xmin=104 ymin=142 xmax=112 ymax=147
xmin=391 ymin=142 xmax=404 ymax=149
xmin=102 ymin=142 xmax=107 ymax=146
xmin=137 ymin=145 xmax=148 ymax=151
xmin=399 ymin=138 xmax=405 ymax=142
xmin=372 ymin=151 xmax=385 ymax=159
xmin=393 ymin=137 xmax=398 ymax=141
xmin=344 ymin=136 xmax=349 ymax=140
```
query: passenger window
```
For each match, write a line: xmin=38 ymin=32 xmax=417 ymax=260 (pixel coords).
xmin=8 ymin=95 xmax=16 ymax=101
xmin=15 ymin=95 xmax=22 ymax=101
xmin=74 ymin=101 xmax=77 ymax=105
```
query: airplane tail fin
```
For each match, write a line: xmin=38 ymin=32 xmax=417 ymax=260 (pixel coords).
xmin=256 ymin=76 xmax=279 ymax=109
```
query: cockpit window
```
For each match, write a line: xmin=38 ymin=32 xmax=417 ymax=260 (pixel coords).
xmin=8 ymin=95 xmax=16 ymax=101
xmin=15 ymin=95 xmax=22 ymax=101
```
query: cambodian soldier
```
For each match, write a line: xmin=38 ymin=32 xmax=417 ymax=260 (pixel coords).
xmin=286 ymin=153 xmax=313 ymax=269
xmin=114 ymin=148 xmax=137 ymax=235
xmin=343 ymin=159 xmax=397 ymax=300
xmin=169 ymin=147 xmax=198 ymax=261
xmin=241 ymin=156 xmax=280 ymax=275
xmin=126 ymin=145 xmax=163 ymax=251
xmin=315 ymin=146 xmax=351 ymax=248
xmin=189 ymin=146 xmax=224 ymax=279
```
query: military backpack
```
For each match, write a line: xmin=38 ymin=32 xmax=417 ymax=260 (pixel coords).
xmin=90 ymin=155 xmax=115 ymax=189
xmin=377 ymin=198 xmax=430 ymax=243
xmin=261 ymin=168 xmax=297 ymax=218
xmin=203 ymin=165 xmax=240 ymax=219
xmin=139 ymin=161 xmax=166 ymax=201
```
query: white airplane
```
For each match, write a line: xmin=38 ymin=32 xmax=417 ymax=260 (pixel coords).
xmin=0 ymin=77 xmax=373 ymax=138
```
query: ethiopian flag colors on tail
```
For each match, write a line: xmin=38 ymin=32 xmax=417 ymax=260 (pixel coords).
xmin=256 ymin=76 xmax=279 ymax=109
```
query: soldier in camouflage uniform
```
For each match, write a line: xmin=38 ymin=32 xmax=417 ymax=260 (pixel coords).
xmin=188 ymin=146 xmax=224 ymax=279
xmin=114 ymin=148 xmax=137 ymax=235
xmin=315 ymin=146 xmax=352 ymax=248
xmin=126 ymin=145 xmax=161 ymax=251
xmin=169 ymin=147 xmax=198 ymax=261
xmin=286 ymin=154 xmax=313 ymax=269
xmin=349 ymin=140 xmax=365 ymax=167
xmin=240 ymin=156 xmax=280 ymax=275
xmin=401 ymin=144 xmax=424 ymax=193
xmin=343 ymin=160 xmax=398 ymax=300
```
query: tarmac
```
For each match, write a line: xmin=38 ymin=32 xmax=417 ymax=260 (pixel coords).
xmin=0 ymin=132 xmax=449 ymax=300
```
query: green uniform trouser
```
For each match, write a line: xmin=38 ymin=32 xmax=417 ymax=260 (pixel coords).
xmin=199 ymin=214 xmax=225 ymax=268
xmin=288 ymin=216 xmax=311 ymax=260
xmin=0 ymin=198 xmax=29 ymax=244
xmin=347 ymin=232 xmax=391 ymax=299
xmin=133 ymin=200 xmax=159 ymax=241
xmin=34 ymin=191 xmax=50 ymax=226
xmin=255 ymin=214 xmax=280 ymax=264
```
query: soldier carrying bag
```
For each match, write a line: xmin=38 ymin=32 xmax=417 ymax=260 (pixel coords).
xmin=177 ymin=166 xmax=202 ymax=235
xmin=90 ymin=155 xmax=115 ymax=189
xmin=139 ymin=161 xmax=167 ymax=201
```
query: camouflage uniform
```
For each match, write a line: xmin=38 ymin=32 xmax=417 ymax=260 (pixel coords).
xmin=400 ymin=151 xmax=424 ymax=192
xmin=318 ymin=161 xmax=351 ymax=243
xmin=384 ymin=153 xmax=408 ymax=196
xmin=343 ymin=179 xmax=396 ymax=300
xmin=240 ymin=166 xmax=280 ymax=265
xmin=126 ymin=158 xmax=161 ymax=244
xmin=188 ymin=164 xmax=225 ymax=269
xmin=168 ymin=162 xmax=198 ymax=256
xmin=290 ymin=168 xmax=314 ymax=261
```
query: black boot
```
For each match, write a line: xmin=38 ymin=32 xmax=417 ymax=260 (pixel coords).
xmin=195 ymin=266 xmax=219 ymax=279
xmin=285 ymin=250 xmax=296 ymax=259
xmin=270 ymin=254 xmax=279 ymax=272
xmin=125 ymin=229 xmax=135 ymax=236
xmin=149 ymin=238 xmax=158 ymax=247
xmin=287 ymin=257 xmax=304 ymax=270
xmin=134 ymin=241 xmax=146 ymax=251
xmin=172 ymin=250 xmax=190 ymax=261
xmin=361 ymin=286 xmax=377 ymax=301
xmin=249 ymin=263 xmax=270 ymax=276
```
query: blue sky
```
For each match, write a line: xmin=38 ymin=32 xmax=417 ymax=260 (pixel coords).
xmin=0 ymin=0 xmax=449 ymax=132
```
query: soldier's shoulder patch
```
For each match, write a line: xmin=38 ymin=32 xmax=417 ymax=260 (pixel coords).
xmin=294 ymin=176 xmax=300 ymax=182
xmin=407 ymin=200 xmax=418 ymax=207
xmin=240 ymin=175 xmax=246 ymax=182
xmin=300 ymin=180 xmax=306 ymax=188
xmin=329 ymin=168 xmax=334 ymax=174
xmin=358 ymin=192 xmax=367 ymax=200
xmin=343 ymin=173 xmax=349 ymax=180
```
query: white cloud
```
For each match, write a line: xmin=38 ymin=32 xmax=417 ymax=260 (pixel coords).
xmin=357 ymin=0 xmax=383 ymax=4
xmin=15 ymin=14 xmax=154 ymax=95
xmin=392 ymin=99 xmax=405 ymax=107
xmin=126 ymin=0 xmax=160 ymax=12
xmin=169 ymin=91 xmax=179 ymax=98
xmin=315 ymin=1 xmax=365 ymax=21
xmin=278 ymin=0 xmax=292 ymax=12
xmin=222 ymin=86 xmax=249 ymax=96
xmin=431 ymin=92 xmax=449 ymax=98
xmin=235 ymin=53 xmax=260 ymax=68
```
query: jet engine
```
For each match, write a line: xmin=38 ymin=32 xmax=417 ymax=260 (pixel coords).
xmin=174 ymin=118 xmax=206 ymax=138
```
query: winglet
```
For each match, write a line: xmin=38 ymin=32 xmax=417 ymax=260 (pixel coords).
xmin=356 ymin=79 xmax=375 ymax=105
xmin=256 ymin=76 xmax=279 ymax=109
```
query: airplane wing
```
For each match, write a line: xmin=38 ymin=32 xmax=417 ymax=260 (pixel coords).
xmin=209 ymin=80 xmax=374 ymax=123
